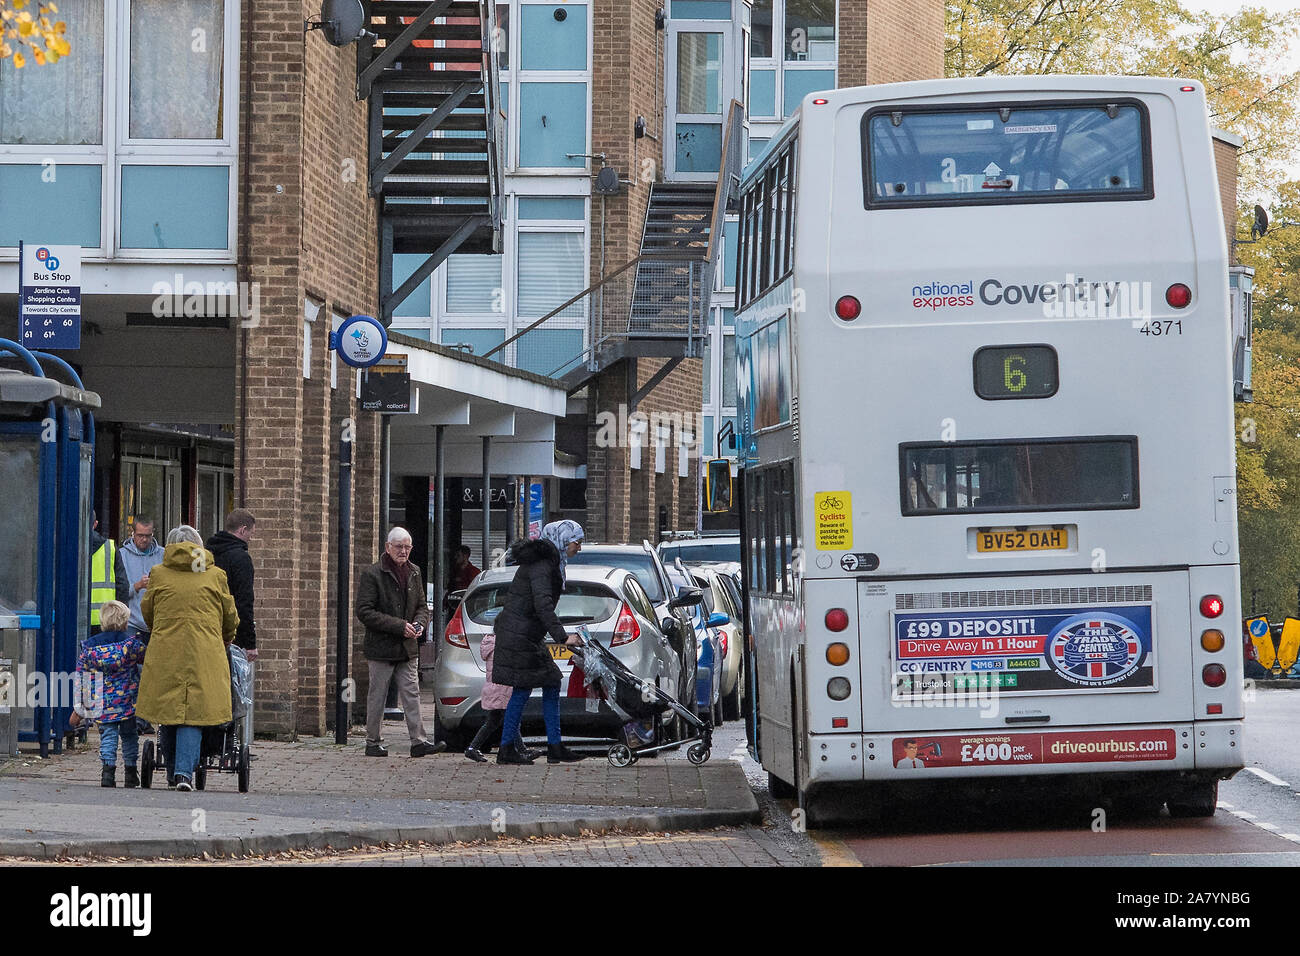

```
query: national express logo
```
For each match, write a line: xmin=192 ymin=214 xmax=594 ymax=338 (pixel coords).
xmin=911 ymin=275 xmax=1151 ymax=319
xmin=1045 ymin=613 xmax=1147 ymax=687
xmin=35 ymin=247 xmax=60 ymax=271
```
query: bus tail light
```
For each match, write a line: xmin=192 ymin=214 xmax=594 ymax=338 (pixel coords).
xmin=1199 ymin=595 xmax=1224 ymax=618
xmin=1207 ymin=704 xmax=1223 ymax=715
xmin=832 ymin=717 xmax=848 ymax=728
xmin=827 ymin=677 xmax=851 ymax=700
xmin=825 ymin=608 xmax=850 ymax=632
xmin=835 ymin=296 xmax=861 ymax=321
xmin=444 ymin=604 xmax=469 ymax=648
xmin=1166 ymin=283 xmax=1192 ymax=308
xmin=826 ymin=642 xmax=850 ymax=665
xmin=611 ymin=603 xmax=641 ymax=646
xmin=1202 ymin=664 xmax=1227 ymax=687
xmin=1200 ymin=629 xmax=1225 ymax=652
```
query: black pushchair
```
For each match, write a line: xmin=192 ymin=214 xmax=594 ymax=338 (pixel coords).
xmin=139 ymin=645 xmax=252 ymax=793
xmin=571 ymin=632 xmax=712 ymax=767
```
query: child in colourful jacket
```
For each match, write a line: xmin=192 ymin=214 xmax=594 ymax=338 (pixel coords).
xmin=77 ymin=600 xmax=147 ymax=788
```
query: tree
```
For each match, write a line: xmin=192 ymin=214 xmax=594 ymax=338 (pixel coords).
xmin=1235 ymin=185 xmax=1300 ymax=616
xmin=946 ymin=1 xmax=1300 ymax=191
xmin=0 ymin=0 xmax=69 ymax=68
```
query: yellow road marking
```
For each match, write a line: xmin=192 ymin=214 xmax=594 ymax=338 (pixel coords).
xmin=812 ymin=833 xmax=862 ymax=867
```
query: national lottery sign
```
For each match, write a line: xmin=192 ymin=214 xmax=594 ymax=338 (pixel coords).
xmin=892 ymin=605 xmax=1155 ymax=696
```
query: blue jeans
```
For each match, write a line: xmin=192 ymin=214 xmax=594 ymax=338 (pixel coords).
xmin=99 ymin=720 xmax=139 ymax=767
xmin=501 ymin=685 xmax=561 ymax=747
xmin=165 ymin=726 xmax=203 ymax=783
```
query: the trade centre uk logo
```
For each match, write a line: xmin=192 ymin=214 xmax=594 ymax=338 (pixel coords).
xmin=1045 ymin=613 xmax=1147 ymax=686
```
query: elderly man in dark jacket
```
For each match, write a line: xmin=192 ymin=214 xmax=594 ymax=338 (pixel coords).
xmin=357 ymin=527 xmax=444 ymax=758
xmin=492 ymin=520 xmax=586 ymax=765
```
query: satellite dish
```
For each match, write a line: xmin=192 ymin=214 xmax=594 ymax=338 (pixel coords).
xmin=594 ymin=166 xmax=622 ymax=195
xmin=320 ymin=0 xmax=364 ymax=46
xmin=1252 ymin=204 xmax=1269 ymax=240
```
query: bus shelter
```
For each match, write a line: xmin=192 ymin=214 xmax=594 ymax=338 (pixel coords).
xmin=0 ymin=339 xmax=101 ymax=758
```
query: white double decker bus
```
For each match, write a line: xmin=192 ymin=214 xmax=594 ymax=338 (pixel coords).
xmin=735 ymin=76 xmax=1243 ymax=824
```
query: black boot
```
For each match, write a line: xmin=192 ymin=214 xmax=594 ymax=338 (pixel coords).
xmin=101 ymin=764 xmax=116 ymax=788
xmin=546 ymin=744 xmax=586 ymax=764
xmin=496 ymin=739 xmax=534 ymax=765
xmin=123 ymin=766 xmax=139 ymax=789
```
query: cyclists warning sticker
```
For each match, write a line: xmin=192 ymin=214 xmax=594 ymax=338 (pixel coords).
xmin=815 ymin=491 xmax=852 ymax=550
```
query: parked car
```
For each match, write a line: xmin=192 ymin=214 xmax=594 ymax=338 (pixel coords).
xmin=565 ymin=542 xmax=702 ymax=714
xmin=687 ymin=565 xmax=744 ymax=720
xmin=658 ymin=535 xmax=742 ymax=567
xmin=666 ymin=566 xmax=727 ymax=725
xmin=433 ymin=564 xmax=686 ymax=749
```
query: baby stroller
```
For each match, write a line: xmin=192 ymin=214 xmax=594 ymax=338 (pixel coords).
xmin=139 ymin=645 xmax=253 ymax=793
xmin=571 ymin=632 xmax=712 ymax=767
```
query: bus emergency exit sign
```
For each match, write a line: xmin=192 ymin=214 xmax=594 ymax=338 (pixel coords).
xmin=18 ymin=242 xmax=81 ymax=350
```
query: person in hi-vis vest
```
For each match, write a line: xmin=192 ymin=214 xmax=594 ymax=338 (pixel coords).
xmin=89 ymin=516 xmax=129 ymax=635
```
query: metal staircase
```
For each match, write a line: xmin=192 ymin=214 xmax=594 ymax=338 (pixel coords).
xmin=359 ymin=0 xmax=505 ymax=324
xmin=627 ymin=183 xmax=715 ymax=335
xmin=482 ymin=101 xmax=744 ymax=393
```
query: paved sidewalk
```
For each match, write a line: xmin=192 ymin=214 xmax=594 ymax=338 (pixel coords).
xmin=0 ymin=729 xmax=758 ymax=860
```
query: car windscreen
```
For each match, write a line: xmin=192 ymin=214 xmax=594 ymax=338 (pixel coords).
xmin=464 ymin=581 xmax=622 ymax=626
xmin=566 ymin=551 xmax=666 ymax=603
xmin=865 ymin=101 xmax=1149 ymax=206
xmin=660 ymin=542 xmax=742 ymax=564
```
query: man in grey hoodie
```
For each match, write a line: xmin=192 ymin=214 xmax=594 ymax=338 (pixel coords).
xmin=119 ymin=517 xmax=165 ymax=639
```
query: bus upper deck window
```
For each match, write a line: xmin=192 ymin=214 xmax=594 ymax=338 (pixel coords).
xmin=864 ymin=101 xmax=1151 ymax=208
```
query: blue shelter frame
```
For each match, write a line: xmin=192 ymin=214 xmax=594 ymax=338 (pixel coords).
xmin=0 ymin=339 xmax=101 ymax=757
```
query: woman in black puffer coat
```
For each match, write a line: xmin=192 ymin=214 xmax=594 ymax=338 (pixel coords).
xmin=493 ymin=520 xmax=586 ymax=765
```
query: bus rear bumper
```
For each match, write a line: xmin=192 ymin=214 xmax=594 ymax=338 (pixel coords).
xmin=802 ymin=720 xmax=1244 ymax=786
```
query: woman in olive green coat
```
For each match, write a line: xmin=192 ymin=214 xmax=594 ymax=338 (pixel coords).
xmin=135 ymin=526 xmax=239 ymax=791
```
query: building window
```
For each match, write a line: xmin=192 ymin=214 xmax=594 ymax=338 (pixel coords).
xmin=751 ymin=0 xmax=773 ymax=57
xmin=446 ymin=253 xmax=503 ymax=314
xmin=127 ymin=0 xmax=225 ymax=140
xmin=517 ymin=231 xmax=584 ymax=318
xmin=118 ymin=164 xmax=230 ymax=249
xmin=518 ymin=82 xmax=587 ymax=168
xmin=746 ymin=0 xmax=836 ymax=124
xmin=0 ymin=164 xmax=102 ymax=247
xmin=441 ymin=328 xmax=506 ymax=356
xmin=0 ymin=0 xmax=239 ymax=260
xmin=520 ymin=3 xmax=587 ymax=70
xmin=784 ymin=0 xmax=835 ymax=61
xmin=0 ymin=0 xmax=105 ymax=145
xmin=677 ymin=32 xmax=723 ymax=114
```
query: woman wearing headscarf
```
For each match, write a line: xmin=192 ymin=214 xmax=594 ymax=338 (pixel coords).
xmin=490 ymin=520 xmax=587 ymax=765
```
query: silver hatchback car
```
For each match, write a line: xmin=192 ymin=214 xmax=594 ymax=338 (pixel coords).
xmin=434 ymin=564 xmax=686 ymax=748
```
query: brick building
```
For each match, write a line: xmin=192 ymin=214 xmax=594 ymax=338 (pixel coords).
xmin=0 ymin=0 xmax=947 ymax=737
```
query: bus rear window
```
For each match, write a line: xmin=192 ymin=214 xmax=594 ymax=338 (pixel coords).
xmin=865 ymin=102 xmax=1150 ymax=207
xmin=901 ymin=438 xmax=1138 ymax=515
